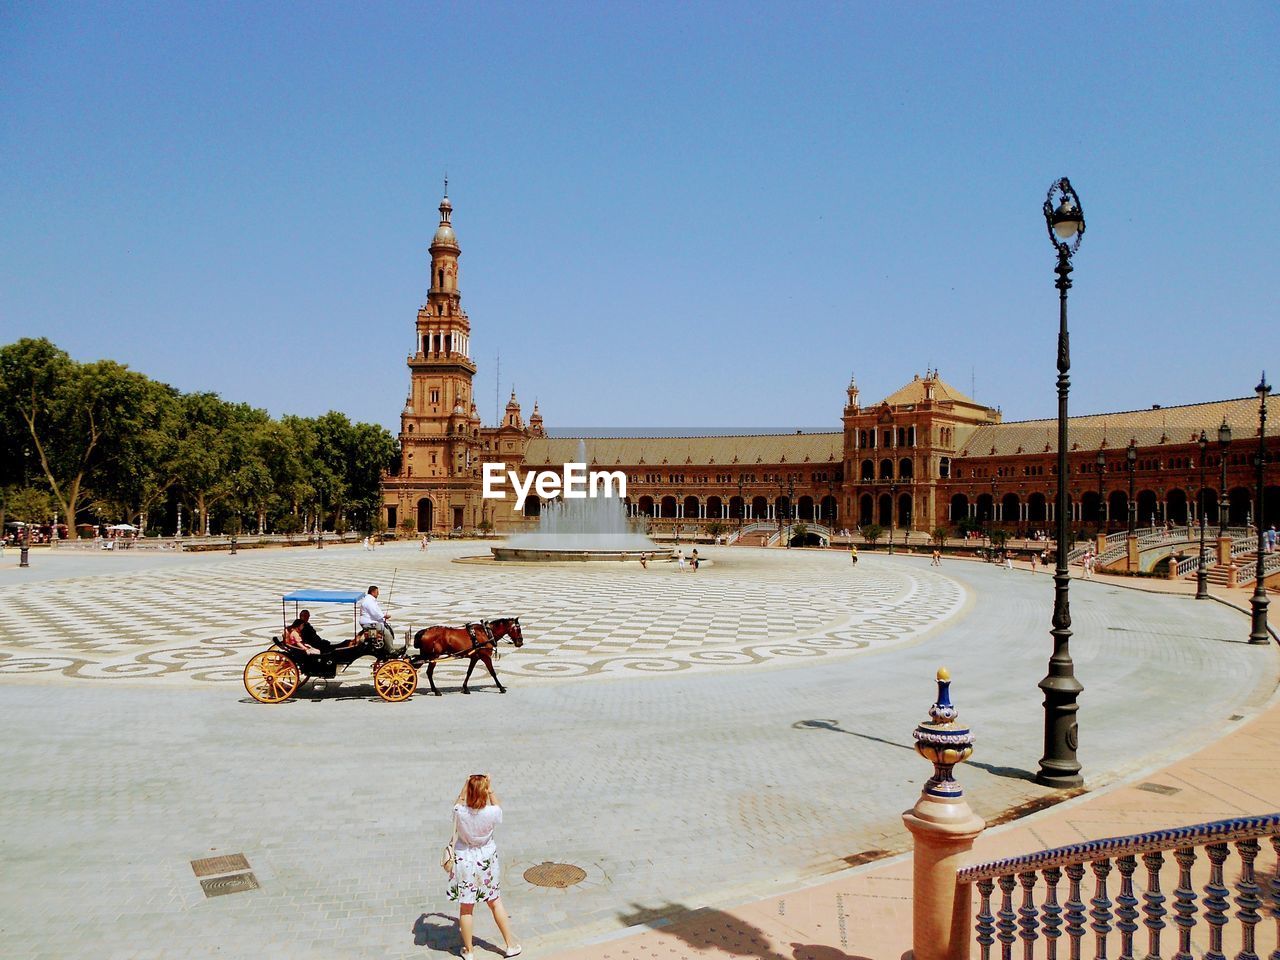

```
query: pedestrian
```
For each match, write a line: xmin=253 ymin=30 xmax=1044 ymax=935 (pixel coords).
xmin=1030 ymin=552 xmax=1038 ymax=574
xmin=1004 ymin=555 xmax=1013 ymax=572
xmin=639 ymin=553 xmax=648 ymax=569
xmin=421 ymin=535 xmax=428 ymax=551
xmin=676 ymin=549 xmax=686 ymax=571
xmin=690 ymin=548 xmax=699 ymax=572
xmin=850 ymin=543 xmax=858 ymax=565
xmin=1267 ymin=525 xmax=1277 ymax=554
xmin=931 ymin=548 xmax=941 ymax=566
xmin=447 ymin=774 xmax=521 ymax=960
xmin=362 ymin=536 xmax=370 ymax=551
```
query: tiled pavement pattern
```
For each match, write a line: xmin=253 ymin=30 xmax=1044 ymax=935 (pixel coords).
xmin=0 ymin=543 xmax=962 ymax=684
xmin=0 ymin=544 xmax=1275 ymax=960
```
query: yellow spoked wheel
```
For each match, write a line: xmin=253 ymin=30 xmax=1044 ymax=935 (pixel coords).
xmin=374 ymin=658 xmax=418 ymax=702
xmin=244 ymin=650 xmax=302 ymax=704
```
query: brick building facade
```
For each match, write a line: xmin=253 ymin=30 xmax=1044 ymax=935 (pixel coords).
xmin=384 ymin=195 xmax=1279 ymax=538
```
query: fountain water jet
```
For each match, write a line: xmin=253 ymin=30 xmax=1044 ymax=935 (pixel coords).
xmin=491 ymin=441 xmax=671 ymax=561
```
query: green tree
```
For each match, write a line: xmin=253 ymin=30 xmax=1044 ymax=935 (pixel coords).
xmin=863 ymin=523 xmax=884 ymax=545
xmin=932 ymin=526 xmax=949 ymax=546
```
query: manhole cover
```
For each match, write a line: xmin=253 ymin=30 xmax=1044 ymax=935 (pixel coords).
xmin=523 ymin=861 xmax=587 ymax=888
xmin=199 ymin=872 xmax=259 ymax=898
xmin=191 ymin=853 xmax=250 ymax=877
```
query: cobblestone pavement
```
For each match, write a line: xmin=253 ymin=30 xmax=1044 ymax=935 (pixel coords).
xmin=0 ymin=544 xmax=1274 ymax=959
xmin=0 ymin=542 xmax=961 ymax=683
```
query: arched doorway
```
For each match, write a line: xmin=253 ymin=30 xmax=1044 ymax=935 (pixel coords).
xmin=899 ymin=458 xmax=913 ymax=480
xmin=1028 ymin=493 xmax=1047 ymax=523
xmin=729 ymin=495 xmax=743 ymax=520
xmin=751 ymin=495 xmax=769 ymax=520
xmin=950 ymin=494 xmax=969 ymax=522
xmin=524 ymin=497 xmax=541 ymax=518
xmin=1265 ymin=485 xmax=1280 ymax=530
xmin=797 ymin=496 xmax=814 ymax=520
xmin=1137 ymin=490 xmax=1158 ymax=527
xmin=660 ymin=496 xmax=677 ymax=518
xmin=1166 ymin=489 xmax=1188 ymax=525
xmin=1001 ymin=492 xmax=1021 ymax=524
xmin=878 ymin=493 xmax=892 ymax=526
xmin=776 ymin=496 xmax=791 ymax=521
xmin=637 ymin=496 xmax=654 ymax=517
xmin=976 ymin=494 xmax=994 ymax=524
xmin=859 ymin=494 xmax=874 ymax=526
xmin=416 ymin=497 xmax=434 ymax=532
xmin=861 ymin=459 xmax=874 ymax=481
xmin=879 ymin=459 xmax=894 ymax=480
xmin=707 ymin=495 xmax=723 ymax=518
xmin=1081 ymin=491 xmax=1102 ymax=523
xmin=898 ymin=493 xmax=912 ymax=529
xmin=820 ymin=495 xmax=837 ymax=524
xmin=683 ymin=495 xmax=700 ymax=519
xmin=1228 ymin=487 xmax=1251 ymax=526
xmin=1108 ymin=490 xmax=1128 ymax=528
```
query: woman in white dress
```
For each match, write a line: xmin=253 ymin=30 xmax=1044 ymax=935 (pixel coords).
xmin=448 ymin=774 xmax=521 ymax=959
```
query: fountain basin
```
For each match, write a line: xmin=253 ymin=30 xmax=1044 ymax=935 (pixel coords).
xmin=491 ymin=546 xmax=676 ymax=562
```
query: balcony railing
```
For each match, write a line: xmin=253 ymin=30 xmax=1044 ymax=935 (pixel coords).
xmin=1237 ymin=550 xmax=1280 ymax=587
xmin=957 ymin=812 xmax=1280 ymax=959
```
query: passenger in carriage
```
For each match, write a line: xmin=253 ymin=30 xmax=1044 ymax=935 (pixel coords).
xmin=282 ymin=619 xmax=323 ymax=655
xmin=298 ymin=609 xmax=335 ymax=653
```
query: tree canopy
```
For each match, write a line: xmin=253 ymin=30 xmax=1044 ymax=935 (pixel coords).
xmin=0 ymin=338 xmax=397 ymax=535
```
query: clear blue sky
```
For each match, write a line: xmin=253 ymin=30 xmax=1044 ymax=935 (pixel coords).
xmin=3 ymin=2 xmax=1277 ymax=433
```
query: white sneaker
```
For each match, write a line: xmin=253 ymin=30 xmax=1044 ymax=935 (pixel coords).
xmin=505 ymin=948 xmax=523 ymax=959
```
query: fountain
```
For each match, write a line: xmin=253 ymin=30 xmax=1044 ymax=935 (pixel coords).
xmin=491 ymin=441 xmax=672 ymax=561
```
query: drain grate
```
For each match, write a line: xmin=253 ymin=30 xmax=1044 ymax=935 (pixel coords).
xmin=523 ymin=861 xmax=587 ymax=888
xmin=200 ymin=872 xmax=260 ymax=897
xmin=191 ymin=853 xmax=250 ymax=877
xmin=1137 ymin=782 xmax=1181 ymax=796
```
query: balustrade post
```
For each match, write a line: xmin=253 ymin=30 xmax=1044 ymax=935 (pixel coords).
xmin=903 ymin=668 xmax=985 ymax=960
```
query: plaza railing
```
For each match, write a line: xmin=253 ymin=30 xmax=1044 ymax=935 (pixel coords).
xmin=1236 ymin=550 xmax=1280 ymax=588
xmin=956 ymin=813 xmax=1280 ymax=960
xmin=1174 ymin=545 xmax=1218 ymax=578
xmin=1231 ymin=535 xmax=1260 ymax=560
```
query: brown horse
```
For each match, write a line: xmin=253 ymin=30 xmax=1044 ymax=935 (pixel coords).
xmin=411 ymin=617 xmax=524 ymax=696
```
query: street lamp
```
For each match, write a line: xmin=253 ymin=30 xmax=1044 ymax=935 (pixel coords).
xmin=1218 ymin=417 xmax=1232 ymax=536
xmin=888 ymin=480 xmax=898 ymax=555
xmin=1249 ymin=372 xmax=1271 ymax=644
xmin=1095 ymin=449 xmax=1106 ymax=530
xmin=1196 ymin=431 xmax=1209 ymax=599
xmin=1036 ymin=176 xmax=1085 ymax=789
xmin=1126 ymin=441 xmax=1137 ymax=536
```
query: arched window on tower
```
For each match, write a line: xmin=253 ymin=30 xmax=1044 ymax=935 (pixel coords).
xmin=438 ymin=269 xmax=444 ymax=288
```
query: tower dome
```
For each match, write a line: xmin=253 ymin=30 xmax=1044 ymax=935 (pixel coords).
xmin=431 ymin=187 xmax=459 ymax=251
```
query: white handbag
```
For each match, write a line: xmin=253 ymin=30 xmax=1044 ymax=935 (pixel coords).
xmin=441 ymin=819 xmax=457 ymax=875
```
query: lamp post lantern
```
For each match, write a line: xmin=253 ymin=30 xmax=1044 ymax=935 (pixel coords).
xmin=1249 ymin=373 xmax=1271 ymax=644
xmin=1218 ymin=418 xmax=1232 ymax=536
xmin=1196 ymin=431 xmax=1209 ymax=599
xmin=1036 ymin=177 xmax=1085 ymax=789
xmin=1126 ymin=441 xmax=1137 ymax=537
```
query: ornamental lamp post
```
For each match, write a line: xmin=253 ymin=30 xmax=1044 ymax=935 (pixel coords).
xmin=1127 ymin=441 xmax=1137 ymax=536
xmin=1249 ymin=373 xmax=1271 ymax=644
xmin=1036 ymin=177 xmax=1086 ymax=789
xmin=1218 ymin=417 xmax=1232 ymax=536
xmin=889 ymin=480 xmax=898 ymax=555
xmin=1196 ymin=430 xmax=1210 ymax=599
xmin=1095 ymin=448 xmax=1106 ymax=530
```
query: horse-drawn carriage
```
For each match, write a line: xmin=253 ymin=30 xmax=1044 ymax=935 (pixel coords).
xmin=242 ymin=589 xmax=524 ymax=704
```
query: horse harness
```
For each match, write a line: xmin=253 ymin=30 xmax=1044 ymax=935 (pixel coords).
xmin=423 ymin=620 xmax=501 ymax=663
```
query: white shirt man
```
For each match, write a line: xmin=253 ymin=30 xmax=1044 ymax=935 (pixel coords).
xmin=358 ymin=585 xmax=393 ymax=644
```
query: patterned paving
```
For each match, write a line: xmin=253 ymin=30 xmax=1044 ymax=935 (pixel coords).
xmin=0 ymin=542 xmax=965 ymax=686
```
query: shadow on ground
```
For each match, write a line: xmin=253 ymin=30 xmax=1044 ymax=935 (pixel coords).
xmin=792 ymin=718 xmax=1036 ymax=782
xmin=412 ymin=911 xmax=504 ymax=956
xmin=619 ymin=902 xmax=873 ymax=960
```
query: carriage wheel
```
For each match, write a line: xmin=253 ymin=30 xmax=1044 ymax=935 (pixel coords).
xmin=374 ymin=658 xmax=418 ymax=702
xmin=244 ymin=651 xmax=302 ymax=704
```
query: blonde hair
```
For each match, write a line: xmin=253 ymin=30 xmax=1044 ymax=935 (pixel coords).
xmin=464 ymin=774 xmax=493 ymax=810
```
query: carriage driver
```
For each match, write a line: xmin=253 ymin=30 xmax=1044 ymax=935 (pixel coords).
xmin=358 ymin=585 xmax=394 ymax=646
